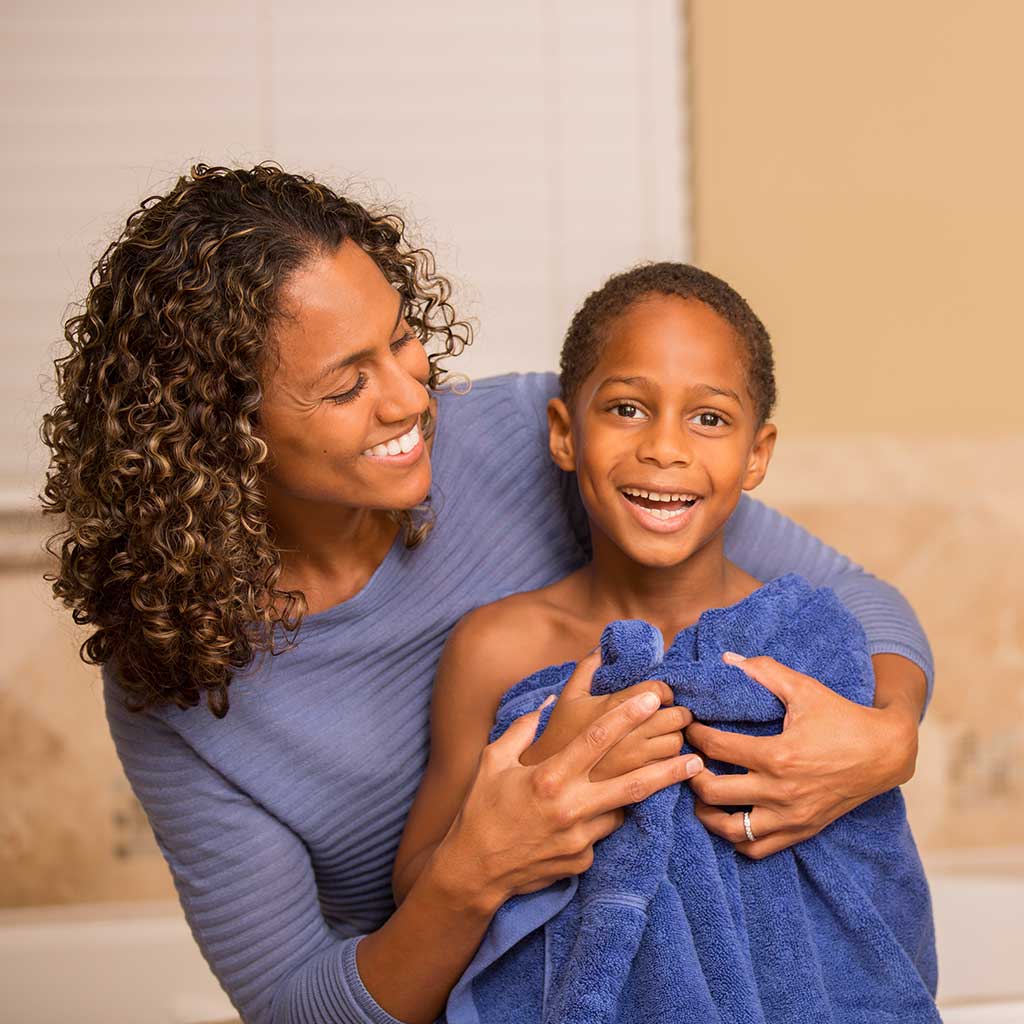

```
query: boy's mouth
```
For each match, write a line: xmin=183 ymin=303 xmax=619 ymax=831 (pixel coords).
xmin=621 ymin=486 xmax=700 ymax=511
xmin=619 ymin=487 xmax=702 ymax=530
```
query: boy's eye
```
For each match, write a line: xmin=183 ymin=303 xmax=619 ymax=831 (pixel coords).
xmin=694 ymin=411 xmax=725 ymax=428
xmin=612 ymin=403 xmax=642 ymax=418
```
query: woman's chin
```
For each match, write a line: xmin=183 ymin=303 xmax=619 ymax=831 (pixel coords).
xmin=370 ymin=461 xmax=433 ymax=511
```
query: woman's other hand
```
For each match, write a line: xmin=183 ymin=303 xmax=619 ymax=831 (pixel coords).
xmin=686 ymin=652 xmax=924 ymax=860
xmin=519 ymin=650 xmax=695 ymax=781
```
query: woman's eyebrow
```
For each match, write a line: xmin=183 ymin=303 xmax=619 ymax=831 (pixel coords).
xmin=311 ymin=300 xmax=404 ymax=386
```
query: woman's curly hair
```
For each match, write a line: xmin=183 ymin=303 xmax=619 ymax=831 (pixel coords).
xmin=41 ymin=163 xmax=471 ymax=718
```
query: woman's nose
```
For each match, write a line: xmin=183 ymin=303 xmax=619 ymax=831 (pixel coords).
xmin=376 ymin=346 xmax=431 ymax=424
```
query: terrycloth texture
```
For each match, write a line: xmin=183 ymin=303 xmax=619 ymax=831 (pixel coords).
xmin=446 ymin=574 xmax=939 ymax=1024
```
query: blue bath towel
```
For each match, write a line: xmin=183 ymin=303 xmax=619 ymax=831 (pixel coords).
xmin=445 ymin=573 xmax=939 ymax=1024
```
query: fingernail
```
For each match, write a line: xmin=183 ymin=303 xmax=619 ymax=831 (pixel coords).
xmin=722 ymin=651 xmax=746 ymax=665
xmin=685 ymin=756 xmax=703 ymax=776
xmin=638 ymin=692 xmax=659 ymax=712
xmin=539 ymin=694 xmax=556 ymax=710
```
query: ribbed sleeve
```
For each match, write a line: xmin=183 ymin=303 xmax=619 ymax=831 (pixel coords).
xmin=105 ymin=692 xmax=407 ymax=1024
xmin=723 ymin=495 xmax=935 ymax=709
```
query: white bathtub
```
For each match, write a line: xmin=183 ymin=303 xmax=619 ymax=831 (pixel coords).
xmin=1 ymin=852 xmax=1021 ymax=1023
xmin=925 ymin=848 xmax=1024 ymax=1024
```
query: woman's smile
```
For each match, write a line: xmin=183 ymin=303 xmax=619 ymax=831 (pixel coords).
xmin=361 ymin=419 xmax=425 ymax=465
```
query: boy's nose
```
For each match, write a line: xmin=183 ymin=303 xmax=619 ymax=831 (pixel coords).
xmin=636 ymin=424 xmax=693 ymax=468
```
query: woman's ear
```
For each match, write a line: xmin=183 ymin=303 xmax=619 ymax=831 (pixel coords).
xmin=547 ymin=397 xmax=576 ymax=472
xmin=741 ymin=421 xmax=778 ymax=491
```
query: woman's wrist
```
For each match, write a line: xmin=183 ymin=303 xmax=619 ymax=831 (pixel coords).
xmin=428 ymin=821 xmax=508 ymax=919
xmin=357 ymin=834 xmax=503 ymax=1024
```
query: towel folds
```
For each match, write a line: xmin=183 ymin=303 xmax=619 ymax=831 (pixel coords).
xmin=445 ymin=573 xmax=939 ymax=1024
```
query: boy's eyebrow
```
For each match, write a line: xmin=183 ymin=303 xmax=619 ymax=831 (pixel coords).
xmin=599 ymin=375 xmax=652 ymax=388
xmin=599 ymin=376 xmax=744 ymax=405
xmin=695 ymin=383 xmax=744 ymax=405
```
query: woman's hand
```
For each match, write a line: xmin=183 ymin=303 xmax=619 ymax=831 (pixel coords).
xmin=686 ymin=652 xmax=923 ymax=860
xmin=437 ymin=653 xmax=704 ymax=913
xmin=519 ymin=650 xmax=695 ymax=782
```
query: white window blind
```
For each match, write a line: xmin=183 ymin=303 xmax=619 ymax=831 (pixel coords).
xmin=3 ymin=0 xmax=688 ymax=509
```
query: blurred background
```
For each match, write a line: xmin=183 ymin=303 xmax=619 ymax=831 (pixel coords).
xmin=1 ymin=1 xmax=1021 ymax=1021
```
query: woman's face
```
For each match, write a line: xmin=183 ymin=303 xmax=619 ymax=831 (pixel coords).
xmin=257 ymin=239 xmax=433 ymax=514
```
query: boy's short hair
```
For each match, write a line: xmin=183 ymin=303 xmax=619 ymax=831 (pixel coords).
xmin=559 ymin=262 xmax=777 ymax=426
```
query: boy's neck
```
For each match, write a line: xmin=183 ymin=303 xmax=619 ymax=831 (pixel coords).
xmin=580 ymin=527 xmax=758 ymax=644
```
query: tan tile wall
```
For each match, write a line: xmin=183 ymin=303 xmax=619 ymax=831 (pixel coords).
xmin=0 ymin=565 xmax=175 ymax=907
xmin=756 ymin=437 xmax=1024 ymax=848
xmin=2 ymin=437 xmax=1020 ymax=906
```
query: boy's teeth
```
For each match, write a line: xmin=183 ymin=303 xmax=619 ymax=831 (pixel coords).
xmin=622 ymin=487 xmax=699 ymax=503
xmin=363 ymin=423 xmax=419 ymax=458
xmin=648 ymin=506 xmax=687 ymax=519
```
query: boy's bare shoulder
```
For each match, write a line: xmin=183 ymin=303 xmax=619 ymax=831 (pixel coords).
xmin=440 ymin=580 xmax=581 ymax=703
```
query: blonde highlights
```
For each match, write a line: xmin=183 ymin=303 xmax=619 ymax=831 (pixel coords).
xmin=41 ymin=164 xmax=471 ymax=717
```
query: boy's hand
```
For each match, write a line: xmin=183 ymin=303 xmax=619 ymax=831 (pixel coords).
xmin=518 ymin=650 xmax=696 ymax=782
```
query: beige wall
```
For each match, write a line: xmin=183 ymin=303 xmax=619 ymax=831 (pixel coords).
xmin=688 ymin=0 xmax=1024 ymax=851
xmin=688 ymin=0 xmax=1024 ymax=437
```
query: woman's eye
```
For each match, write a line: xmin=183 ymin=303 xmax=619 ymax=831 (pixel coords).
xmin=391 ymin=329 xmax=416 ymax=352
xmin=326 ymin=373 xmax=368 ymax=405
xmin=695 ymin=411 xmax=725 ymax=428
xmin=612 ymin=403 xmax=642 ymax=418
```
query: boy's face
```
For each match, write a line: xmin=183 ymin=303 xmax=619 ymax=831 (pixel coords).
xmin=548 ymin=294 xmax=776 ymax=570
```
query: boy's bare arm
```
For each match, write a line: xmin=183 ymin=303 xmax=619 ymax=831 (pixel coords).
xmin=392 ymin=605 xmax=536 ymax=905
xmin=393 ymin=598 xmax=700 ymax=905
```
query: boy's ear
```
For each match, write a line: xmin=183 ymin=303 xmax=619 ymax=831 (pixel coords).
xmin=547 ymin=397 xmax=576 ymax=472
xmin=741 ymin=421 xmax=778 ymax=491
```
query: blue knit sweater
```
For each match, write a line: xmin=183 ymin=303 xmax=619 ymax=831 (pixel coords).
xmin=104 ymin=373 xmax=934 ymax=1024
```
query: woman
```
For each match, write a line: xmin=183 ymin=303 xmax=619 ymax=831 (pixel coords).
xmin=42 ymin=165 xmax=931 ymax=1024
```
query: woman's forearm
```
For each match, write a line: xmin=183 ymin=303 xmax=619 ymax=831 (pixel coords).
xmin=392 ymin=842 xmax=441 ymax=907
xmin=871 ymin=653 xmax=927 ymax=787
xmin=360 ymin=839 xmax=501 ymax=1024
xmin=872 ymin=653 xmax=927 ymax=719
